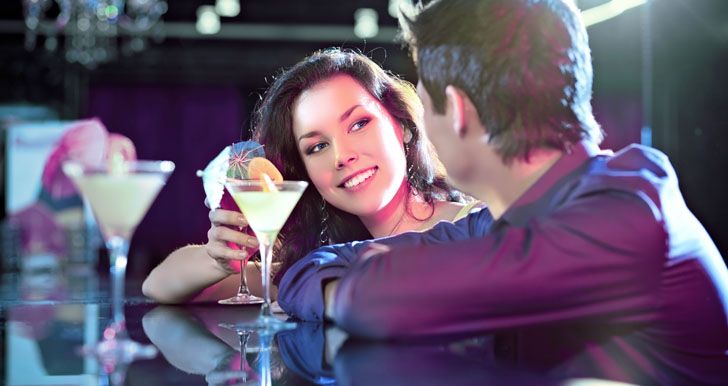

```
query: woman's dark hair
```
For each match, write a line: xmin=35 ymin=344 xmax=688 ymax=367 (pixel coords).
xmin=400 ymin=0 xmax=603 ymax=164
xmin=252 ymin=48 xmax=462 ymax=283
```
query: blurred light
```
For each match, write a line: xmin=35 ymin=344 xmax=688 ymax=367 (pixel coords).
xmin=388 ymin=0 xmax=402 ymax=18
xmin=388 ymin=0 xmax=415 ymax=19
xmin=197 ymin=5 xmax=221 ymax=35
xmin=77 ymin=17 xmax=91 ymax=32
xmin=104 ymin=5 xmax=120 ymax=20
xmin=216 ymin=0 xmax=241 ymax=18
xmin=641 ymin=126 xmax=652 ymax=147
xmin=582 ymin=0 xmax=648 ymax=27
xmin=354 ymin=8 xmax=378 ymax=39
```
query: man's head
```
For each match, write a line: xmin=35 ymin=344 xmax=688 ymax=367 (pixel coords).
xmin=401 ymin=0 xmax=602 ymax=169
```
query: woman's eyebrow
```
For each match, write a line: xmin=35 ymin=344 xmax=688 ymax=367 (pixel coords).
xmin=297 ymin=104 xmax=363 ymax=143
xmin=339 ymin=104 xmax=361 ymax=123
xmin=297 ymin=130 xmax=322 ymax=143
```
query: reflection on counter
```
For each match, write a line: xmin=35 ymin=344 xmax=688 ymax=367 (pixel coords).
xmin=6 ymin=303 xmax=99 ymax=385
xmin=143 ymin=305 xmax=290 ymax=386
xmin=143 ymin=305 xmax=686 ymax=386
xmin=5 ymin=283 xmax=721 ymax=386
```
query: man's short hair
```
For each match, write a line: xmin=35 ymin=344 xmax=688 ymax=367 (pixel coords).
xmin=401 ymin=0 xmax=603 ymax=163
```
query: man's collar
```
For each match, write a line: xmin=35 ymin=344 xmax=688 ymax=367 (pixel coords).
xmin=499 ymin=141 xmax=603 ymax=226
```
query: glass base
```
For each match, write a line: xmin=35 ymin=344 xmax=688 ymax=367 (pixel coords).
xmin=222 ymin=315 xmax=296 ymax=334
xmin=80 ymin=336 xmax=158 ymax=385
xmin=218 ymin=293 xmax=265 ymax=305
xmin=81 ymin=336 xmax=158 ymax=363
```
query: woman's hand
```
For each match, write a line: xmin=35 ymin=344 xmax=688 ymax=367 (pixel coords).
xmin=205 ymin=208 xmax=260 ymax=274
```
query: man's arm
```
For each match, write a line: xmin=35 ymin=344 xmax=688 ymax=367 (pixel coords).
xmin=332 ymin=192 xmax=667 ymax=338
xmin=277 ymin=209 xmax=492 ymax=321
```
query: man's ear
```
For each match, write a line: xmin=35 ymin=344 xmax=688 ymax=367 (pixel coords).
xmin=445 ymin=85 xmax=467 ymax=139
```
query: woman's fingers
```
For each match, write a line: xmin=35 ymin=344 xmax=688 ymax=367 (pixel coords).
xmin=206 ymin=242 xmax=248 ymax=261
xmin=208 ymin=209 xmax=248 ymax=228
xmin=208 ymin=226 xmax=259 ymax=249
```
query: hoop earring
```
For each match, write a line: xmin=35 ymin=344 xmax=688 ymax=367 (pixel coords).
xmin=319 ymin=199 xmax=330 ymax=246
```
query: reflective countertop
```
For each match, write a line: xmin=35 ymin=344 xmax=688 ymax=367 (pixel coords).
xmin=0 ymin=270 xmax=698 ymax=386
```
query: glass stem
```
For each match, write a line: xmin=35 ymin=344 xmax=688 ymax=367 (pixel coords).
xmin=106 ymin=236 xmax=130 ymax=336
xmin=258 ymin=232 xmax=277 ymax=319
xmin=259 ymin=332 xmax=273 ymax=386
xmin=238 ymin=258 xmax=250 ymax=296
xmin=239 ymin=331 xmax=250 ymax=374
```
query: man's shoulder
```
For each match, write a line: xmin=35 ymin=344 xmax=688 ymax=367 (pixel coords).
xmin=605 ymin=144 xmax=674 ymax=177
xmin=583 ymin=144 xmax=676 ymax=187
xmin=573 ymin=144 xmax=677 ymax=217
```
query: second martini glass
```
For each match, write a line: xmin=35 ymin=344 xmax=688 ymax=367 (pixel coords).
xmin=224 ymin=179 xmax=307 ymax=332
xmin=63 ymin=160 xmax=175 ymax=366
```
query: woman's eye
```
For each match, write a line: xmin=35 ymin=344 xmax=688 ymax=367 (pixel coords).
xmin=350 ymin=118 xmax=370 ymax=132
xmin=306 ymin=142 xmax=328 ymax=155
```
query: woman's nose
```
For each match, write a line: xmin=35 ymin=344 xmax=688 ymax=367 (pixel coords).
xmin=334 ymin=143 xmax=358 ymax=169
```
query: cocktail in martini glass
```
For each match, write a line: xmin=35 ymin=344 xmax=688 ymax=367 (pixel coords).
xmin=224 ymin=177 xmax=307 ymax=332
xmin=63 ymin=159 xmax=174 ymax=363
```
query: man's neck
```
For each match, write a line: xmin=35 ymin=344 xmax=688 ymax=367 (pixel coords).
xmin=476 ymin=148 xmax=563 ymax=220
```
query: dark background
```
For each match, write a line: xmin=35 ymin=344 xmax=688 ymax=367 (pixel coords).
xmin=1 ymin=0 xmax=726 ymax=276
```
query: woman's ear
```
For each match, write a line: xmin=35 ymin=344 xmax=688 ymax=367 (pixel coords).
xmin=445 ymin=85 xmax=467 ymax=138
xmin=403 ymin=127 xmax=413 ymax=143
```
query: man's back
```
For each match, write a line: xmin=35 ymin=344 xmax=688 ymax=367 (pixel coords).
xmin=279 ymin=142 xmax=728 ymax=383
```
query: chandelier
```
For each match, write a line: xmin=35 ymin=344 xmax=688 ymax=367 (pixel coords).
xmin=23 ymin=0 xmax=168 ymax=68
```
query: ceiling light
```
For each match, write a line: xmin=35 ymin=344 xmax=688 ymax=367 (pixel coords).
xmin=582 ymin=0 xmax=648 ymax=27
xmin=197 ymin=5 xmax=221 ymax=35
xmin=216 ymin=0 xmax=241 ymax=18
xmin=354 ymin=8 xmax=378 ymax=39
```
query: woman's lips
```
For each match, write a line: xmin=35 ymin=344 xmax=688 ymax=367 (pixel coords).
xmin=339 ymin=167 xmax=378 ymax=191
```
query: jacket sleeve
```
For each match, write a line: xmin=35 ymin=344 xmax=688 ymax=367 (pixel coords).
xmin=333 ymin=191 xmax=667 ymax=338
xmin=277 ymin=209 xmax=493 ymax=321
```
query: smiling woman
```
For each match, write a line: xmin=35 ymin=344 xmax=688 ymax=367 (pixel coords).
xmin=142 ymin=48 xmax=479 ymax=304
xmin=292 ymin=75 xmax=411 ymax=235
xmin=254 ymin=49 xmax=475 ymax=282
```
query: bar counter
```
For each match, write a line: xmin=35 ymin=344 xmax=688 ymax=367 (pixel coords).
xmin=0 ymin=270 xmax=693 ymax=385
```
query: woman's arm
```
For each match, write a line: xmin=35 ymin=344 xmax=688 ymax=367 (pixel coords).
xmin=142 ymin=208 xmax=259 ymax=303
xmin=142 ymin=244 xmax=236 ymax=303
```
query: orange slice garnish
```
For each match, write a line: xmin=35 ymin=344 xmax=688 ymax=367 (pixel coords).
xmin=247 ymin=157 xmax=283 ymax=182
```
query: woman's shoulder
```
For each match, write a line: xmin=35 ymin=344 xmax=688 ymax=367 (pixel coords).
xmin=433 ymin=200 xmax=485 ymax=223
xmin=451 ymin=200 xmax=486 ymax=222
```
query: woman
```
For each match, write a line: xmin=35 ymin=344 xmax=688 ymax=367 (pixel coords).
xmin=143 ymin=48 xmax=480 ymax=303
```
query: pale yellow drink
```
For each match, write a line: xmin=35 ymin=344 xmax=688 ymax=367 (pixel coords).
xmin=69 ymin=173 xmax=167 ymax=239
xmin=230 ymin=190 xmax=304 ymax=235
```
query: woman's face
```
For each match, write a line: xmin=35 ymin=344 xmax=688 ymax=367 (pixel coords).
xmin=292 ymin=74 xmax=408 ymax=218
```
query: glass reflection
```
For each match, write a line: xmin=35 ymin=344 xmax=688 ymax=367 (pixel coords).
xmin=210 ymin=324 xmax=257 ymax=385
xmin=143 ymin=305 xmax=290 ymax=385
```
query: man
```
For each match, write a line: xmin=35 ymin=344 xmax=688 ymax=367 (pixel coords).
xmin=278 ymin=0 xmax=728 ymax=380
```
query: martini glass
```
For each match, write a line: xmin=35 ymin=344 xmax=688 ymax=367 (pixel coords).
xmin=224 ymin=179 xmax=307 ymax=332
xmin=197 ymin=165 xmax=264 ymax=306
xmin=62 ymin=160 xmax=175 ymax=364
